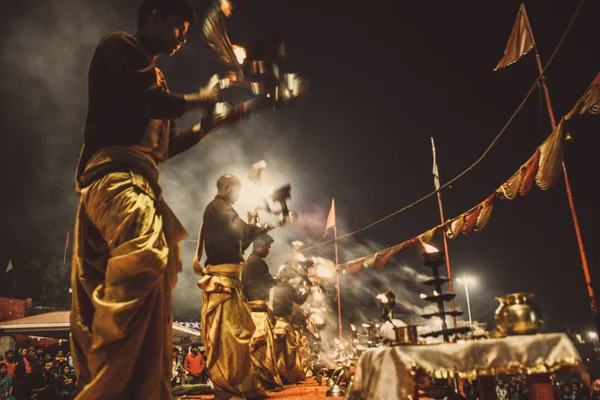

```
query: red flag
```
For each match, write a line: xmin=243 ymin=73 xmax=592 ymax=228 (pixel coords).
xmin=65 ymin=230 xmax=70 ymax=249
xmin=325 ymin=199 xmax=336 ymax=235
xmin=494 ymin=4 xmax=535 ymax=71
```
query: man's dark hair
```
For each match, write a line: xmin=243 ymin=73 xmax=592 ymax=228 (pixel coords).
xmin=138 ymin=0 xmax=197 ymax=31
xmin=5 ymin=350 xmax=15 ymax=357
xmin=254 ymin=233 xmax=274 ymax=248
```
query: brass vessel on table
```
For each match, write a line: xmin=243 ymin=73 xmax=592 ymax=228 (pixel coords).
xmin=494 ymin=292 xmax=543 ymax=336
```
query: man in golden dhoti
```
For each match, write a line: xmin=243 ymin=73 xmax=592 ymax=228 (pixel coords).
xmin=272 ymin=271 xmax=308 ymax=384
xmin=291 ymin=312 xmax=312 ymax=378
xmin=69 ymin=1 xmax=247 ymax=398
xmin=193 ymin=175 xmax=270 ymax=399
xmin=241 ymin=234 xmax=284 ymax=392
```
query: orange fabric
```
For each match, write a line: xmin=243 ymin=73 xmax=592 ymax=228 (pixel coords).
xmin=184 ymin=353 xmax=206 ymax=376
xmin=0 ymin=360 xmax=16 ymax=379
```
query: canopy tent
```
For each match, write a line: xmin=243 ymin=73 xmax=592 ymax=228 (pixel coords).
xmin=0 ymin=311 xmax=200 ymax=344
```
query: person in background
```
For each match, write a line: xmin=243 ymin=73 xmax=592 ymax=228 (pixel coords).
xmin=15 ymin=347 xmax=41 ymax=400
xmin=563 ymin=383 xmax=575 ymax=400
xmin=0 ymin=363 xmax=14 ymax=400
xmin=35 ymin=347 xmax=45 ymax=363
xmin=171 ymin=348 xmax=186 ymax=387
xmin=590 ymin=379 xmax=600 ymax=400
xmin=30 ymin=360 xmax=55 ymax=400
xmin=56 ymin=364 xmax=77 ymax=400
xmin=0 ymin=351 xmax=16 ymax=380
xmin=183 ymin=345 xmax=205 ymax=385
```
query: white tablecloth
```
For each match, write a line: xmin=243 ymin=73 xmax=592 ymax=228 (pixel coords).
xmin=354 ymin=333 xmax=584 ymax=400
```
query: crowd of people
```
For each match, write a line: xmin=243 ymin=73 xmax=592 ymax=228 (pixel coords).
xmin=458 ymin=375 xmax=599 ymax=400
xmin=0 ymin=346 xmax=77 ymax=400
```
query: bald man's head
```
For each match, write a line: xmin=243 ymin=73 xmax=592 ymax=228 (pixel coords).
xmin=217 ymin=174 xmax=241 ymax=204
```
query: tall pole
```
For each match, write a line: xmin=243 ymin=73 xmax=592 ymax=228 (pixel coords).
xmin=63 ymin=230 xmax=70 ymax=268
xmin=431 ymin=138 xmax=457 ymax=330
xmin=334 ymin=225 xmax=343 ymax=340
xmin=523 ymin=9 xmax=599 ymax=337
xmin=463 ymin=282 xmax=473 ymax=329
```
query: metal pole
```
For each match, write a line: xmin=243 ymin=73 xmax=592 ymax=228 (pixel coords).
xmin=334 ymin=225 xmax=343 ymax=341
xmin=523 ymin=7 xmax=599 ymax=336
xmin=464 ymin=282 xmax=473 ymax=329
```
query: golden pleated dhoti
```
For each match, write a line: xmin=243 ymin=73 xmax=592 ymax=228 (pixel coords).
xmin=274 ymin=316 xmax=305 ymax=384
xmin=248 ymin=301 xmax=284 ymax=390
xmin=295 ymin=328 xmax=312 ymax=378
xmin=197 ymin=264 xmax=266 ymax=398
xmin=70 ymin=148 xmax=187 ymax=400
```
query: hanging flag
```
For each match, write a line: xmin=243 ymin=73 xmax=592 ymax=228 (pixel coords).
xmin=5 ymin=260 xmax=14 ymax=273
xmin=566 ymin=72 xmax=600 ymax=119
xmin=494 ymin=4 xmax=535 ymax=71
xmin=325 ymin=198 xmax=336 ymax=235
xmin=65 ymin=230 xmax=70 ymax=249
xmin=431 ymin=137 xmax=440 ymax=191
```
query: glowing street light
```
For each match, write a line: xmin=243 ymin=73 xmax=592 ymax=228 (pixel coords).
xmin=456 ymin=276 xmax=477 ymax=329
xmin=589 ymin=331 xmax=598 ymax=341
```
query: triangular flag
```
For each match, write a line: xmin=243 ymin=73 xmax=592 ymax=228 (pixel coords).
xmin=6 ymin=260 xmax=14 ymax=273
xmin=431 ymin=137 xmax=440 ymax=191
xmin=494 ymin=4 xmax=535 ymax=71
xmin=325 ymin=198 xmax=336 ymax=235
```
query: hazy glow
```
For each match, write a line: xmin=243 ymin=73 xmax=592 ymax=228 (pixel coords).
xmin=456 ymin=275 xmax=476 ymax=286
xmin=316 ymin=264 xmax=333 ymax=278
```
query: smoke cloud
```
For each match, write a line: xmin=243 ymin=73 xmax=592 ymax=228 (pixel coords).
xmin=1 ymin=0 xmax=486 ymax=335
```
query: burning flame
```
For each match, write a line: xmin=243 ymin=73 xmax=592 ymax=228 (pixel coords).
xmin=316 ymin=264 xmax=333 ymax=279
xmin=232 ymin=45 xmax=246 ymax=65
xmin=220 ymin=0 xmax=232 ymax=16
xmin=421 ymin=242 xmax=439 ymax=254
xmin=376 ymin=293 xmax=389 ymax=304
xmin=419 ymin=293 xmax=428 ymax=299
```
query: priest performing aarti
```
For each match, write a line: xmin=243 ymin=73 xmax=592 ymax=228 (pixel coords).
xmin=69 ymin=0 xmax=248 ymax=399
xmin=193 ymin=174 xmax=277 ymax=399
xmin=272 ymin=264 xmax=309 ymax=384
xmin=242 ymin=233 xmax=284 ymax=392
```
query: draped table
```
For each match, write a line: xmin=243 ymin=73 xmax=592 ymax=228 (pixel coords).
xmin=353 ymin=333 xmax=588 ymax=400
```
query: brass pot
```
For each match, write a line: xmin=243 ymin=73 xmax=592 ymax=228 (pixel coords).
xmin=494 ymin=293 xmax=543 ymax=335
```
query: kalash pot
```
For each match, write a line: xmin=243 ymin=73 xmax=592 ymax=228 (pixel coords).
xmin=494 ymin=293 xmax=543 ymax=335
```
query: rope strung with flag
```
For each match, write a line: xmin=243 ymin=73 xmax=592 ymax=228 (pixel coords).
xmin=336 ymin=73 xmax=599 ymax=274
xmin=267 ymin=0 xmax=589 ymax=263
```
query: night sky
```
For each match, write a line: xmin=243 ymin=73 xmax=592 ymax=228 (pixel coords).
xmin=1 ymin=0 xmax=598 ymax=335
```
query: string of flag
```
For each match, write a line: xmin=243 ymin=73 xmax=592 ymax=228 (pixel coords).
xmin=337 ymin=72 xmax=599 ymax=274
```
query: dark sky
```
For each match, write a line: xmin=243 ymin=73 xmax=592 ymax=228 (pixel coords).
xmin=0 ymin=0 xmax=598 ymax=335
